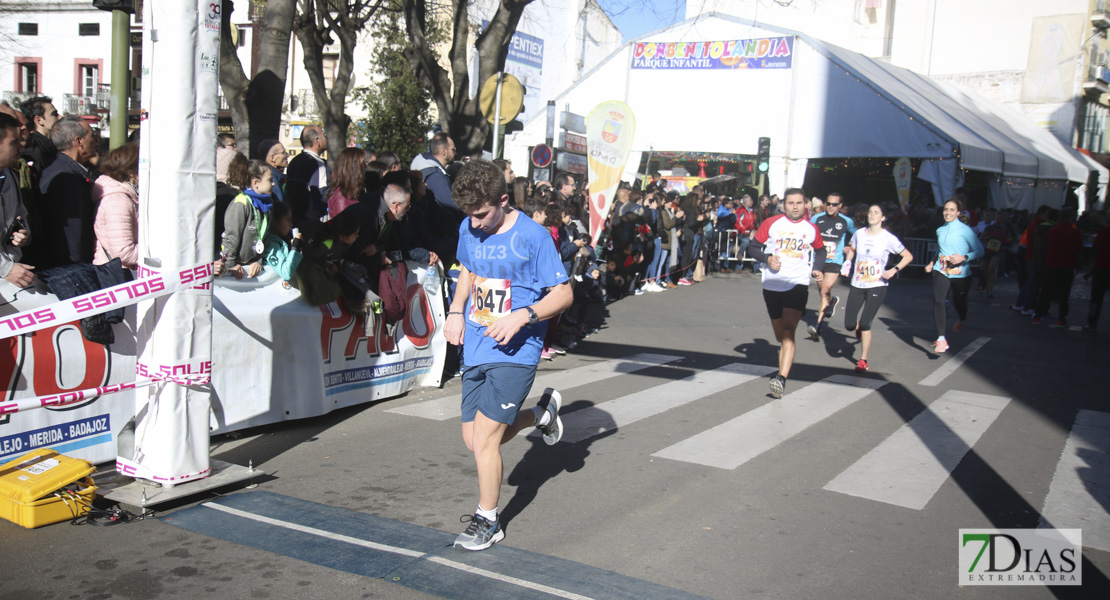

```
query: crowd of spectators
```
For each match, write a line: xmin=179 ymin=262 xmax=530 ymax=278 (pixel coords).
xmin=0 ymin=96 xmax=1105 ymax=366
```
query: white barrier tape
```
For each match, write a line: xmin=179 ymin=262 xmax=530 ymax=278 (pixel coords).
xmin=0 ymin=365 xmax=211 ymax=417
xmin=0 ymin=381 xmax=150 ymax=417
xmin=0 ymin=262 xmax=214 ymax=340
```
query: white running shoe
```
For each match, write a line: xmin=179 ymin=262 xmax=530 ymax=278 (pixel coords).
xmin=536 ymin=388 xmax=563 ymax=445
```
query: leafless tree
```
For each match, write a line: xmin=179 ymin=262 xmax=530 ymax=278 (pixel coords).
xmin=401 ymin=0 xmax=534 ymax=157
xmin=219 ymin=0 xmax=297 ymax=158
xmin=294 ymin=0 xmax=388 ymax=165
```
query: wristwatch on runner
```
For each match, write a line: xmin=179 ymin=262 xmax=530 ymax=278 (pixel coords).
xmin=525 ymin=307 xmax=539 ymax=324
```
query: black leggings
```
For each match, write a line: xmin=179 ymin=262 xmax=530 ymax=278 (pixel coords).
xmin=844 ymin=285 xmax=887 ymax=332
xmin=933 ymin=270 xmax=971 ymax=335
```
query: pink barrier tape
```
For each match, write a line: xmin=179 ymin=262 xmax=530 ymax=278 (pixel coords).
xmin=0 ymin=261 xmax=215 ymax=340
xmin=136 ymin=359 xmax=213 ymax=386
xmin=115 ymin=456 xmax=212 ymax=484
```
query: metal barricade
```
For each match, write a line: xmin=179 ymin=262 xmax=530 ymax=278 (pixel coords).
xmin=714 ymin=230 xmax=755 ymax=268
xmin=904 ymin=237 xmax=979 ymax=268
xmin=906 ymin=238 xmax=938 ymax=267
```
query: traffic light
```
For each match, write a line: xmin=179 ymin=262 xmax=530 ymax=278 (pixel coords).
xmin=92 ymin=0 xmax=135 ymax=12
xmin=757 ymin=137 xmax=771 ymax=173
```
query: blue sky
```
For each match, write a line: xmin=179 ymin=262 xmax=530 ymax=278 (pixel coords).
xmin=598 ymin=0 xmax=687 ymax=43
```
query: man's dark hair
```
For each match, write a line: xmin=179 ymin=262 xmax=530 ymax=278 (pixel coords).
xmin=19 ymin=96 xmax=53 ymax=123
xmin=300 ymin=126 xmax=324 ymax=148
xmin=554 ymin=172 xmax=575 ymax=189
xmin=783 ymin=187 xmax=806 ymax=200
xmin=826 ymin=191 xmax=843 ymax=202
xmin=492 ymin=158 xmax=509 ymax=173
xmin=429 ymin=132 xmax=451 ymax=155
xmin=217 ymin=133 xmax=236 ymax=149
xmin=378 ymin=150 xmax=400 ymax=168
xmin=452 ymin=159 xmax=507 ymax=212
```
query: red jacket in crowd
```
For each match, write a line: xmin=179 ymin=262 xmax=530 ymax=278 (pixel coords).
xmin=1045 ymin=222 xmax=1083 ymax=269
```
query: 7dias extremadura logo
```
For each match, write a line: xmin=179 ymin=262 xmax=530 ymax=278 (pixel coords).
xmin=959 ymin=529 xmax=1081 ymax=586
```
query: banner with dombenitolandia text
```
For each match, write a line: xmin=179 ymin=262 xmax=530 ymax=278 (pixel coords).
xmin=586 ymin=101 xmax=636 ymax=247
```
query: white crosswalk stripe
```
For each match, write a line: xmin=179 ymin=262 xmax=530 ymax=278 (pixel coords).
xmin=523 ymin=362 xmax=777 ymax=443
xmin=823 ymin=390 xmax=1010 ymax=510
xmin=381 ymin=351 xmax=1103 ymax=521
xmin=1037 ymin=409 xmax=1110 ymax=551
xmin=385 ymin=353 xmax=682 ymax=421
xmin=652 ymin=375 xmax=887 ymax=469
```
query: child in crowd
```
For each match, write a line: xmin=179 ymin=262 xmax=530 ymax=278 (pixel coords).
xmin=219 ymin=159 xmax=273 ymax=279
xmin=263 ymin=201 xmax=303 ymax=283
xmin=565 ymin=265 xmax=605 ymax=335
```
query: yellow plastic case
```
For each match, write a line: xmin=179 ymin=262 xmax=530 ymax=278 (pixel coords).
xmin=0 ymin=449 xmax=97 ymax=529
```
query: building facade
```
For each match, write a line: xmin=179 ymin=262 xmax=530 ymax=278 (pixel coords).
xmin=686 ymin=0 xmax=1109 ymax=156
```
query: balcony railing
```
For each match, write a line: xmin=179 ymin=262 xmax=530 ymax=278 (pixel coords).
xmin=63 ymin=93 xmax=105 ymax=115
xmin=1 ymin=91 xmax=36 ymax=108
xmin=294 ymin=89 xmax=319 ymax=117
xmin=1095 ymin=0 xmax=1110 ymax=29
xmin=1084 ymin=64 xmax=1110 ymax=95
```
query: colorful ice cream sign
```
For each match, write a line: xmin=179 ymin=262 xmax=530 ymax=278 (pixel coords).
xmin=632 ymin=37 xmax=793 ymax=70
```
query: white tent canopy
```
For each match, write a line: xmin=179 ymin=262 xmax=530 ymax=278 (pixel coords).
xmin=509 ymin=13 xmax=1098 ymax=210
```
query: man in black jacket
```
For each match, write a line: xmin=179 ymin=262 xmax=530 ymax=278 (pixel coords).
xmin=18 ymin=96 xmax=59 ymax=180
xmin=38 ymin=116 xmax=96 ymax=268
xmin=285 ymin=125 xmax=330 ymax=237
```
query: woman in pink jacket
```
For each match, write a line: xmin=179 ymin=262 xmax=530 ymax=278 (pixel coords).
xmin=91 ymin=143 xmax=140 ymax=269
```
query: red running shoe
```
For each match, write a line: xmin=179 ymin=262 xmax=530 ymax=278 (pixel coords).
xmin=953 ymin=320 xmax=965 ymax=334
xmin=855 ymin=359 xmax=869 ymax=372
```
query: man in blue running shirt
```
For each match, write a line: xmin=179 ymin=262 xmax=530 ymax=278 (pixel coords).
xmin=443 ymin=160 xmax=573 ymax=551
xmin=808 ymin=192 xmax=856 ymax=340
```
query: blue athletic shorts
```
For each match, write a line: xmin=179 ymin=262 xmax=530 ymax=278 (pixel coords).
xmin=460 ymin=363 xmax=537 ymax=425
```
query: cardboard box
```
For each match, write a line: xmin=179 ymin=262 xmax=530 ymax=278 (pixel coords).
xmin=0 ymin=449 xmax=97 ymax=528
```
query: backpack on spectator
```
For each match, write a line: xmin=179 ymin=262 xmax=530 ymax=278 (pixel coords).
xmin=378 ymin=260 xmax=410 ymax=333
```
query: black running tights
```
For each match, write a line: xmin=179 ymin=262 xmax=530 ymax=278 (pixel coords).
xmin=844 ymin=285 xmax=887 ymax=332
xmin=933 ymin=270 xmax=971 ymax=336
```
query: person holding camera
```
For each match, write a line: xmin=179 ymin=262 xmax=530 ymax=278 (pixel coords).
xmin=0 ymin=112 xmax=34 ymax=288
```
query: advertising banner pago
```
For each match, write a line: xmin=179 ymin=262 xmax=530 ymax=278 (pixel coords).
xmin=0 ymin=263 xmax=447 ymax=465
xmin=586 ymin=101 xmax=636 ymax=246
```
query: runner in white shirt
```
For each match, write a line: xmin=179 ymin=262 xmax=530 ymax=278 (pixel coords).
xmin=841 ymin=203 xmax=913 ymax=372
xmin=746 ymin=189 xmax=826 ymax=398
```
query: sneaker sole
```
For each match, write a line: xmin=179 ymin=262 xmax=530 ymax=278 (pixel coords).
xmin=769 ymin=377 xmax=784 ymax=399
xmin=806 ymin=325 xmax=819 ymax=341
xmin=538 ymin=388 xmax=563 ymax=445
xmin=826 ymin=296 xmax=839 ymax=319
xmin=455 ymin=528 xmax=505 ymax=551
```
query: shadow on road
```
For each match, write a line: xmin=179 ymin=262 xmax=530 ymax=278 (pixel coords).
xmin=500 ymin=400 xmax=616 ymax=527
